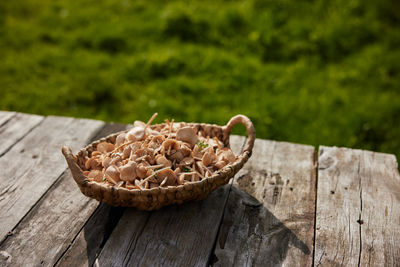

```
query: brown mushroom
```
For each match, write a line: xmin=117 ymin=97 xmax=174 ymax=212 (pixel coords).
xmin=217 ymin=148 xmax=236 ymax=163
xmin=120 ymin=161 xmax=137 ymax=182
xmin=105 ymin=165 xmax=120 ymax=184
xmin=97 ymin=142 xmax=115 ymax=153
xmin=87 ymin=170 xmax=103 ymax=182
xmin=157 ymin=168 xmax=177 ymax=186
xmin=161 ymin=139 xmax=180 ymax=155
xmin=202 ymin=150 xmax=217 ymax=167
xmin=155 ymin=155 xmax=172 ymax=167
xmin=102 ymin=155 xmax=112 ymax=169
xmin=126 ymin=127 xmax=146 ymax=142
xmin=176 ymin=126 xmax=198 ymax=147
xmin=122 ymin=145 xmax=131 ymax=159
xmin=115 ymin=133 xmax=126 ymax=146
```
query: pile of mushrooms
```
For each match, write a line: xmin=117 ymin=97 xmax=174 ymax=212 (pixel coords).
xmin=82 ymin=113 xmax=237 ymax=190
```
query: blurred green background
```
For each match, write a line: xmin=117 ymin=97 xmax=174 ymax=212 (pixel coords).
xmin=1 ymin=0 xmax=399 ymax=158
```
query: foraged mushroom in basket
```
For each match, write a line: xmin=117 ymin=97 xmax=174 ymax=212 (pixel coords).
xmin=62 ymin=113 xmax=255 ymax=210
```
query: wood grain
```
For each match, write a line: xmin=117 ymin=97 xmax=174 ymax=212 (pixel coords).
xmin=0 ymin=122 xmax=127 ymax=266
xmin=0 ymin=116 xmax=104 ymax=243
xmin=94 ymin=136 xmax=246 ymax=267
xmin=0 ymin=112 xmax=44 ymax=156
xmin=214 ymin=140 xmax=316 ymax=267
xmin=0 ymin=111 xmax=16 ymax=127
xmin=55 ymin=123 xmax=130 ymax=267
xmin=314 ymin=146 xmax=400 ymax=266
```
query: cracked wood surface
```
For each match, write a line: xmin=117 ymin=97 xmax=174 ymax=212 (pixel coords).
xmin=0 ymin=115 xmax=104 ymax=243
xmin=0 ymin=112 xmax=44 ymax=156
xmin=0 ymin=111 xmax=399 ymax=267
xmin=0 ymin=122 xmax=128 ymax=267
xmin=315 ymin=146 xmax=400 ymax=266
xmin=93 ymin=136 xmax=246 ymax=267
xmin=214 ymin=140 xmax=316 ymax=267
xmin=0 ymin=111 xmax=16 ymax=127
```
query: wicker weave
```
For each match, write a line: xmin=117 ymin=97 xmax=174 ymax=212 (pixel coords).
xmin=62 ymin=115 xmax=255 ymax=210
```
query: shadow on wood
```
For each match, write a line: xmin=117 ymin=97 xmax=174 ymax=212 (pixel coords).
xmin=213 ymin=186 xmax=310 ymax=267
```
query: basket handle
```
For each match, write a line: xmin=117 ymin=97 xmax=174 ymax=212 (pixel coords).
xmin=62 ymin=146 xmax=87 ymax=186
xmin=223 ymin=115 xmax=256 ymax=157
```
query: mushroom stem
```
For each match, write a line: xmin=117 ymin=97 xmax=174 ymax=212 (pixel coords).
xmin=145 ymin=164 xmax=164 ymax=169
xmin=145 ymin=112 xmax=158 ymax=130
xmin=139 ymin=167 xmax=171 ymax=185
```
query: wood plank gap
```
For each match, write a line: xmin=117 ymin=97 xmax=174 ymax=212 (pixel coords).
xmin=214 ymin=140 xmax=316 ymax=266
xmin=0 ymin=116 xmax=105 ymax=245
xmin=312 ymin=146 xmax=319 ymax=267
xmin=0 ymin=122 xmax=108 ymax=245
xmin=0 ymin=169 xmax=67 ymax=246
xmin=208 ymin=137 xmax=248 ymax=266
xmin=0 ymin=113 xmax=45 ymax=157
xmin=314 ymin=146 xmax=400 ymax=266
xmin=54 ymin=123 xmax=131 ymax=267
xmin=0 ymin=112 xmax=17 ymax=128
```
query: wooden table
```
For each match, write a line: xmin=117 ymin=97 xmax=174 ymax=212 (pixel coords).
xmin=0 ymin=111 xmax=399 ymax=267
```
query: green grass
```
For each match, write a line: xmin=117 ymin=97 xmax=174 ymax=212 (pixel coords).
xmin=1 ymin=0 xmax=399 ymax=159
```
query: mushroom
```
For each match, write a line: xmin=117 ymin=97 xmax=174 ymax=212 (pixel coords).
xmin=87 ymin=170 xmax=103 ymax=182
xmin=85 ymin=157 xmax=101 ymax=170
xmin=180 ymin=157 xmax=193 ymax=166
xmin=217 ymin=148 xmax=236 ymax=163
xmin=202 ymin=150 xmax=217 ymax=167
xmin=177 ymin=174 xmax=185 ymax=185
xmin=214 ymin=160 xmax=227 ymax=169
xmin=120 ymin=161 xmax=137 ymax=182
xmin=126 ymin=127 xmax=146 ymax=142
xmin=136 ymin=163 xmax=152 ymax=179
xmin=157 ymin=168 xmax=177 ymax=186
xmin=161 ymin=139 xmax=180 ymax=155
xmin=97 ymin=142 xmax=115 ymax=153
xmin=155 ymin=155 xmax=172 ymax=167
xmin=169 ymin=150 xmax=184 ymax=161
xmin=122 ymin=145 xmax=131 ymax=159
xmin=102 ymin=155 xmax=112 ymax=169
xmin=115 ymin=133 xmax=126 ymax=146
xmin=105 ymin=165 xmax=120 ymax=184
xmin=126 ymin=113 xmax=158 ymax=141
xmin=176 ymin=127 xmax=198 ymax=147
xmin=91 ymin=151 xmax=102 ymax=157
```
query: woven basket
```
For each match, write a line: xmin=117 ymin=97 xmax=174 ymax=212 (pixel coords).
xmin=62 ymin=115 xmax=255 ymax=210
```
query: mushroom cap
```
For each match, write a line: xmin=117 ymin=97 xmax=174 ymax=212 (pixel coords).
xmin=87 ymin=170 xmax=103 ymax=182
xmin=126 ymin=127 xmax=146 ymax=141
xmin=115 ymin=133 xmax=126 ymax=146
xmin=176 ymin=127 xmax=198 ymax=147
xmin=136 ymin=163 xmax=151 ymax=179
xmin=161 ymin=139 xmax=180 ymax=153
xmin=217 ymin=148 xmax=236 ymax=163
xmin=97 ymin=142 xmax=115 ymax=153
xmin=105 ymin=165 xmax=120 ymax=184
xmin=157 ymin=168 xmax=177 ymax=186
xmin=155 ymin=155 xmax=172 ymax=167
xmin=120 ymin=161 xmax=137 ymax=182
xmin=102 ymin=155 xmax=112 ymax=169
xmin=169 ymin=150 xmax=184 ymax=161
xmin=202 ymin=150 xmax=217 ymax=167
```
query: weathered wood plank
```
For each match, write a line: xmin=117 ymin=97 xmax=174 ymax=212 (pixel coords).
xmin=0 ymin=112 xmax=44 ymax=156
xmin=314 ymin=146 xmax=400 ymax=266
xmin=0 ymin=123 xmax=128 ymax=267
xmin=94 ymin=136 xmax=246 ymax=267
xmin=54 ymin=124 xmax=129 ymax=267
xmin=0 ymin=111 xmax=16 ymax=127
xmin=0 ymin=116 xmax=104 ymax=243
xmin=214 ymin=140 xmax=316 ymax=267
